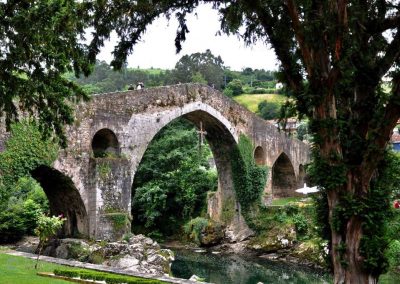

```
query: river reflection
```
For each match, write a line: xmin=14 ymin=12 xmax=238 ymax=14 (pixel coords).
xmin=171 ymin=249 xmax=331 ymax=284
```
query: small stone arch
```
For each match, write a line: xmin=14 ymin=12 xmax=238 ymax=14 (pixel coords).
xmin=254 ymin=146 xmax=266 ymax=166
xmin=92 ymin=128 xmax=120 ymax=158
xmin=271 ymin=152 xmax=297 ymax=198
xmin=31 ymin=165 xmax=89 ymax=237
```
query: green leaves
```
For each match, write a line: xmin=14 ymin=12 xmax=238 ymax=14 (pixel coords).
xmin=34 ymin=213 xmax=66 ymax=243
xmin=131 ymin=118 xmax=217 ymax=236
xmin=230 ymin=134 xmax=268 ymax=212
xmin=0 ymin=0 xmax=91 ymax=144
xmin=0 ymin=120 xmax=58 ymax=197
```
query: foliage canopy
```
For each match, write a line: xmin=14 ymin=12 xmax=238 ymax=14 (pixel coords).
xmin=131 ymin=118 xmax=217 ymax=237
xmin=0 ymin=0 xmax=91 ymax=144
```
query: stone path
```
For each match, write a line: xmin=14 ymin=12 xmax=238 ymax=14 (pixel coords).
xmin=6 ymin=250 xmax=210 ymax=284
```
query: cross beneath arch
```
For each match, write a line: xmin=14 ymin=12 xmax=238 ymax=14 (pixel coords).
xmin=197 ymin=121 xmax=207 ymax=151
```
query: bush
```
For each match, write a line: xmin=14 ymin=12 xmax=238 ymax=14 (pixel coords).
xmin=292 ymin=213 xmax=308 ymax=237
xmin=184 ymin=217 xmax=209 ymax=244
xmin=0 ymin=201 xmax=27 ymax=243
xmin=386 ymin=240 xmax=400 ymax=268
xmin=258 ymin=100 xmax=281 ymax=120
xmin=54 ymin=269 xmax=80 ymax=278
xmin=223 ymin=79 xmax=243 ymax=96
xmin=53 ymin=268 xmax=166 ymax=283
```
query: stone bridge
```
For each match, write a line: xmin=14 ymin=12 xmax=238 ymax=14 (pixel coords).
xmin=0 ymin=84 xmax=310 ymax=240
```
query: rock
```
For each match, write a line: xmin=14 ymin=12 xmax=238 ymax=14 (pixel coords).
xmin=225 ymin=214 xmax=254 ymax=243
xmin=108 ymin=255 xmax=140 ymax=270
xmin=200 ymin=221 xmax=224 ymax=247
xmin=189 ymin=275 xmax=204 ymax=282
xmin=259 ymin=253 xmax=280 ymax=261
xmin=42 ymin=238 xmax=90 ymax=260
xmin=14 ymin=236 xmax=39 ymax=253
xmin=103 ymin=242 xmax=128 ymax=257
xmin=248 ymin=223 xmax=296 ymax=253
xmin=291 ymin=240 xmax=325 ymax=266
xmin=229 ymin=241 xmax=249 ymax=253
xmin=40 ymin=234 xmax=174 ymax=276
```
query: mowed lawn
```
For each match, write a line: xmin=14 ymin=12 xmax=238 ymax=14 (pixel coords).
xmin=0 ymin=253 xmax=71 ymax=284
xmin=233 ymin=93 xmax=286 ymax=113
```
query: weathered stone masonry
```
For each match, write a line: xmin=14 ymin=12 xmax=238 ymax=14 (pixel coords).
xmin=0 ymin=84 xmax=310 ymax=240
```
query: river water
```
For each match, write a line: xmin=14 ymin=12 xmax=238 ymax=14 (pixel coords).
xmin=171 ymin=249 xmax=331 ymax=284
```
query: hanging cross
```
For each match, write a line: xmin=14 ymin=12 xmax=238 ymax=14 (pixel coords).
xmin=197 ymin=121 xmax=207 ymax=151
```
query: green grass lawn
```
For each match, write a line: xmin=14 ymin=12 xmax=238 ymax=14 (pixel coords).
xmin=271 ymin=197 xmax=305 ymax=206
xmin=0 ymin=252 xmax=167 ymax=284
xmin=0 ymin=253 xmax=71 ymax=284
xmin=233 ymin=93 xmax=286 ymax=113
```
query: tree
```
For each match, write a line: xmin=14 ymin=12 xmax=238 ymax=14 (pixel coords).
xmin=0 ymin=0 xmax=91 ymax=145
xmin=258 ymin=100 xmax=280 ymax=120
xmin=88 ymin=1 xmax=400 ymax=282
xmin=224 ymin=79 xmax=243 ymax=97
xmin=171 ymin=50 xmax=225 ymax=89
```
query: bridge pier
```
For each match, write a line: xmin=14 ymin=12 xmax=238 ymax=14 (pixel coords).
xmin=88 ymin=157 xmax=132 ymax=240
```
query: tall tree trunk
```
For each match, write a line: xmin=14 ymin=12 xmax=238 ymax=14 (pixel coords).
xmin=327 ymin=181 xmax=377 ymax=284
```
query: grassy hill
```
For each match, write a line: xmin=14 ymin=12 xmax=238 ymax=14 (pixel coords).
xmin=233 ymin=93 xmax=286 ymax=113
xmin=129 ymin=67 xmax=167 ymax=75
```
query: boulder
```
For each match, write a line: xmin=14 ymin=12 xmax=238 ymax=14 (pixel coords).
xmin=108 ymin=255 xmax=140 ymax=269
xmin=225 ymin=214 xmax=254 ymax=243
xmin=291 ymin=240 xmax=326 ymax=266
xmin=200 ymin=221 xmax=225 ymax=247
xmin=248 ymin=223 xmax=296 ymax=252
xmin=40 ymin=234 xmax=174 ymax=276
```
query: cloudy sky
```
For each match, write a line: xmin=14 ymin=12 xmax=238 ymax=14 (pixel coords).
xmin=97 ymin=4 xmax=278 ymax=71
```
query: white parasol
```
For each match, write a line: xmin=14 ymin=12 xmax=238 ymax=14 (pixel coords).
xmin=295 ymin=183 xmax=319 ymax=194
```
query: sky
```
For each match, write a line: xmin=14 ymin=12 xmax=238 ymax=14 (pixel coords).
xmin=97 ymin=4 xmax=278 ymax=71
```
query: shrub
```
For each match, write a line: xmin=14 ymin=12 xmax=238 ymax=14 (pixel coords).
xmin=35 ymin=213 xmax=66 ymax=268
xmin=184 ymin=217 xmax=209 ymax=244
xmin=223 ymin=79 xmax=243 ymax=96
xmin=54 ymin=268 xmax=167 ymax=283
xmin=0 ymin=201 xmax=27 ymax=243
xmin=386 ymin=240 xmax=400 ymax=268
xmin=54 ymin=269 xmax=80 ymax=278
xmin=292 ymin=213 xmax=308 ymax=237
xmin=258 ymin=100 xmax=281 ymax=120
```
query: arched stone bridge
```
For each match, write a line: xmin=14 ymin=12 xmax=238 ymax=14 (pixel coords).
xmin=1 ymin=84 xmax=310 ymax=240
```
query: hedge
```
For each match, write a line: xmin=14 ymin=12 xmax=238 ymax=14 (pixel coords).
xmin=53 ymin=268 xmax=166 ymax=284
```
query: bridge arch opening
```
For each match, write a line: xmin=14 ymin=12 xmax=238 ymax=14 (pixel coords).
xmin=131 ymin=110 xmax=237 ymax=237
xmin=271 ymin=152 xmax=297 ymax=198
xmin=31 ymin=165 xmax=89 ymax=237
xmin=254 ymin=146 xmax=266 ymax=166
xmin=92 ymin=128 xmax=120 ymax=158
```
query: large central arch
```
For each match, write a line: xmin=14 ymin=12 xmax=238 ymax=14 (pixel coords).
xmin=130 ymin=107 xmax=239 ymax=225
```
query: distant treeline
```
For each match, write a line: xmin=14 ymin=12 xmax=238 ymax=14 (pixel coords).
xmin=65 ymin=50 xmax=278 ymax=95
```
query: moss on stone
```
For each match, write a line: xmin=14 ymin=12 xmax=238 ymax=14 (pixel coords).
xmin=97 ymin=162 xmax=111 ymax=180
xmin=221 ymin=196 xmax=235 ymax=224
xmin=104 ymin=212 xmax=131 ymax=231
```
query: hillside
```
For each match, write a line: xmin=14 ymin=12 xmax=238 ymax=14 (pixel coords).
xmin=233 ymin=93 xmax=286 ymax=113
